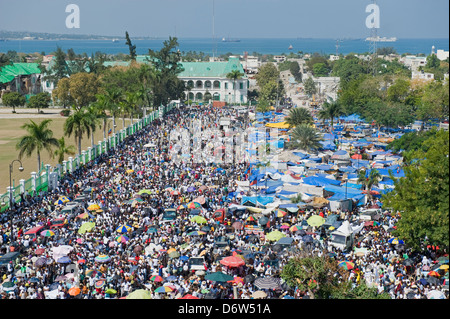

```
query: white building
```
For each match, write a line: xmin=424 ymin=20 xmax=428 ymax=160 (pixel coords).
xmin=436 ymin=49 xmax=449 ymax=61
xmin=411 ymin=71 xmax=435 ymax=81
xmin=178 ymin=56 xmax=248 ymax=104
xmin=400 ymin=55 xmax=427 ymax=71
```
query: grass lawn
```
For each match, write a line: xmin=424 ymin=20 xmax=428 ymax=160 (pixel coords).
xmin=0 ymin=115 xmax=134 ymax=193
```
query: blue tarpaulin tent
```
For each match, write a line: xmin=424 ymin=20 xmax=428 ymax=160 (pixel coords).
xmin=302 ymin=176 xmax=341 ymax=187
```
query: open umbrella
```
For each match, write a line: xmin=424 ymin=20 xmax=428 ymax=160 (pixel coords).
xmin=338 ymin=261 xmax=355 ymax=270
xmin=265 ymin=230 xmax=285 ymax=242
xmin=116 ymin=235 xmax=129 ymax=243
xmin=78 ymin=222 xmax=95 ymax=234
xmin=205 ymin=272 xmax=234 ymax=282
xmin=76 ymin=212 xmax=90 ymax=220
xmin=150 ymin=275 xmax=164 ymax=282
xmin=87 ymin=204 xmax=101 ymax=211
xmin=289 ymin=225 xmax=302 ymax=232
xmin=68 ymin=287 xmax=81 ymax=296
xmin=57 ymin=256 xmax=71 ymax=264
xmin=137 ymin=189 xmax=152 ymax=195
xmin=85 ymin=269 xmax=99 ymax=278
xmin=187 ymin=231 xmax=206 ymax=236
xmin=307 ymin=215 xmax=325 ymax=227
xmin=187 ymin=202 xmax=202 ymax=209
xmin=34 ymin=248 xmax=45 ymax=255
xmin=95 ymin=280 xmax=106 ymax=289
xmin=155 ymin=286 xmax=173 ymax=293
xmin=388 ymin=237 xmax=404 ymax=245
xmin=40 ymin=230 xmax=55 ymax=237
xmin=227 ymin=277 xmax=245 ymax=285
xmin=428 ymin=271 xmax=440 ymax=277
xmin=116 ymin=225 xmax=132 ymax=233
xmin=427 ymin=290 xmax=446 ymax=299
xmin=276 ymin=210 xmax=288 ymax=218
xmin=126 ymin=289 xmax=152 ymax=299
xmin=178 ymin=294 xmax=199 ymax=299
xmin=177 ymin=204 xmax=186 ymax=210
xmin=220 ymin=256 xmax=245 ymax=268
xmin=254 ymin=277 xmax=281 ymax=290
xmin=169 ymin=251 xmax=180 ymax=259
xmin=105 ymin=288 xmax=117 ymax=295
xmin=187 ymin=186 xmax=196 ymax=192
xmin=95 ymin=255 xmax=111 ymax=263
xmin=190 ymin=215 xmax=207 ymax=224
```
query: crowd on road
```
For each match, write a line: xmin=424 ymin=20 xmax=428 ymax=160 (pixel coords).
xmin=0 ymin=105 xmax=448 ymax=299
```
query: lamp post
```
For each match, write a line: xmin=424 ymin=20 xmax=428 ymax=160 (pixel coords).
xmin=9 ymin=159 xmax=24 ymax=243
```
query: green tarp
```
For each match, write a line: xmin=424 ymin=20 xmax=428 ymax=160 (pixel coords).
xmin=0 ymin=63 xmax=41 ymax=84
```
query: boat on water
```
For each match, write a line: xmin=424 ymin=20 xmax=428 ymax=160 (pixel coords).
xmin=288 ymin=44 xmax=293 ymax=50
xmin=365 ymin=36 xmax=397 ymax=42
xmin=112 ymin=39 xmax=119 ymax=43
xmin=222 ymin=37 xmax=240 ymax=42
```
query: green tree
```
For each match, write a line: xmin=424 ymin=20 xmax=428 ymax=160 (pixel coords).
xmin=1 ymin=92 xmax=26 ymax=113
xmin=280 ymin=251 xmax=347 ymax=299
xmin=285 ymin=107 xmax=313 ymax=127
xmin=303 ymin=77 xmax=317 ymax=98
xmin=54 ymin=136 xmax=76 ymax=165
xmin=387 ymin=78 xmax=411 ymax=103
xmin=289 ymin=61 xmax=302 ymax=82
xmin=27 ymin=92 xmax=51 ymax=113
xmin=226 ymin=70 xmax=244 ymax=105
xmin=0 ymin=52 xmax=11 ymax=68
xmin=357 ymin=168 xmax=381 ymax=200
xmin=382 ymin=129 xmax=449 ymax=251
xmin=317 ymin=100 xmax=343 ymax=129
xmin=64 ymin=108 xmax=95 ymax=155
xmin=288 ymin=124 xmax=323 ymax=152
xmin=16 ymin=119 xmax=59 ymax=171
xmin=312 ymin=63 xmax=330 ymax=77
xmin=52 ymin=77 xmax=73 ymax=108
xmin=44 ymin=46 xmax=70 ymax=86
xmin=255 ymin=99 xmax=270 ymax=113
xmin=125 ymin=31 xmax=137 ymax=61
xmin=147 ymin=37 xmax=185 ymax=107
xmin=255 ymin=63 xmax=279 ymax=89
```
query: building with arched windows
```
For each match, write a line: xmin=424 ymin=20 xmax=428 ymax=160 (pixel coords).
xmin=179 ymin=56 xmax=248 ymax=104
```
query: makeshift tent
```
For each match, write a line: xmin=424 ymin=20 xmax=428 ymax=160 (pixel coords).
xmin=302 ymin=176 xmax=341 ymax=187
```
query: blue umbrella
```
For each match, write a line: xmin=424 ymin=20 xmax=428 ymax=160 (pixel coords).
xmin=179 ymin=255 xmax=189 ymax=261
xmin=57 ymin=256 xmax=71 ymax=264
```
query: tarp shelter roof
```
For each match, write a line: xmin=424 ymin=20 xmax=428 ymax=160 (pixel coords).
xmin=0 ymin=63 xmax=41 ymax=83
xmin=178 ymin=57 xmax=245 ymax=78
xmin=302 ymin=176 xmax=341 ymax=187
xmin=265 ymin=122 xmax=290 ymax=129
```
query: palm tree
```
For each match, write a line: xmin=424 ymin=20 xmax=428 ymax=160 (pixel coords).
xmin=226 ymin=70 xmax=244 ymax=105
xmin=288 ymin=124 xmax=323 ymax=153
xmin=54 ymin=137 xmax=76 ymax=164
xmin=102 ymin=88 xmax=122 ymax=134
xmin=64 ymin=108 xmax=94 ymax=156
xmin=285 ymin=107 xmax=314 ymax=128
xmin=85 ymin=105 xmax=101 ymax=147
xmin=357 ymin=168 xmax=381 ymax=201
xmin=16 ymin=119 xmax=59 ymax=172
xmin=317 ymin=100 xmax=343 ymax=130
xmin=92 ymin=94 xmax=110 ymax=139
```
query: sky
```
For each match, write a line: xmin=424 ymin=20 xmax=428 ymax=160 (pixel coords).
xmin=0 ymin=0 xmax=448 ymax=39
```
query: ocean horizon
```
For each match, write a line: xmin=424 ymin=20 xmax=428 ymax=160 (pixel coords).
xmin=1 ymin=37 xmax=448 ymax=56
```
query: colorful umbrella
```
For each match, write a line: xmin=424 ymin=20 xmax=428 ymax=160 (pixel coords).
xmin=338 ymin=261 xmax=355 ymax=270
xmin=246 ymin=215 xmax=256 ymax=222
xmin=170 ymin=190 xmax=181 ymax=196
xmin=116 ymin=235 xmax=129 ymax=243
xmin=78 ymin=222 xmax=95 ymax=234
xmin=95 ymin=255 xmax=111 ymax=263
xmin=164 ymin=187 xmax=175 ymax=192
xmin=116 ymin=225 xmax=132 ymax=233
xmin=34 ymin=248 xmax=45 ymax=255
xmin=187 ymin=231 xmax=206 ymax=236
xmin=388 ymin=237 xmax=404 ymax=245
xmin=77 ymin=212 xmax=89 ymax=219
xmin=150 ymin=275 xmax=164 ymax=282
xmin=428 ymin=271 xmax=440 ymax=277
xmin=276 ymin=210 xmax=288 ymax=218
xmin=95 ymin=280 xmax=106 ymax=289
xmin=40 ymin=230 xmax=55 ymax=237
xmin=177 ymin=204 xmax=186 ymax=210
xmin=227 ymin=277 xmax=245 ymax=285
xmin=85 ymin=269 xmax=99 ymax=278
xmin=187 ymin=202 xmax=201 ymax=209
xmin=155 ymin=286 xmax=173 ymax=293
xmin=289 ymin=224 xmax=302 ymax=232
xmin=88 ymin=203 xmax=101 ymax=211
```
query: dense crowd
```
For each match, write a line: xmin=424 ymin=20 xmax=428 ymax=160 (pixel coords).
xmin=0 ymin=105 xmax=448 ymax=299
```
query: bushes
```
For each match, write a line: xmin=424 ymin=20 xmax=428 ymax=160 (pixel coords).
xmin=60 ymin=109 xmax=71 ymax=117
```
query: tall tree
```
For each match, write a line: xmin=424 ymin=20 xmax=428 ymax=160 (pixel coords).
xmin=147 ymin=37 xmax=185 ymax=107
xmin=27 ymin=92 xmax=51 ymax=113
xmin=357 ymin=168 xmax=381 ymax=201
xmin=226 ymin=70 xmax=244 ymax=105
xmin=16 ymin=119 xmax=59 ymax=171
xmin=288 ymin=124 xmax=323 ymax=153
xmin=44 ymin=47 xmax=70 ymax=86
xmin=285 ymin=107 xmax=313 ymax=128
xmin=54 ymin=137 xmax=76 ymax=165
xmin=125 ymin=31 xmax=137 ymax=61
xmin=317 ymin=100 xmax=343 ymax=129
xmin=64 ymin=108 xmax=95 ymax=155
xmin=303 ymin=77 xmax=317 ymax=98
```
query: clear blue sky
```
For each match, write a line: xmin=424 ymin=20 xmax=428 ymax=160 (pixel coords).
xmin=0 ymin=0 xmax=448 ymax=38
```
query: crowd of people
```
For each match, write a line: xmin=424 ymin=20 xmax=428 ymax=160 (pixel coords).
xmin=0 ymin=105 xmax=448 ymax=299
